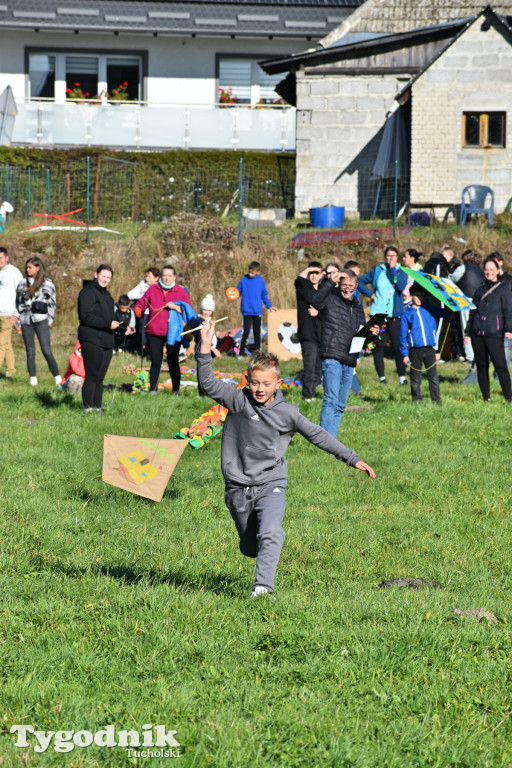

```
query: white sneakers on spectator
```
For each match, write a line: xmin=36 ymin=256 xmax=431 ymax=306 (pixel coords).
xmin=30 ymin=376 xmax=38 ymax=386
xmin=55 ymin=375 xmax=62 ymax=385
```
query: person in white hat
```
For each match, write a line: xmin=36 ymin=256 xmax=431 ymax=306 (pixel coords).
xmin=197 ymin=294 xmax=221 ymax=358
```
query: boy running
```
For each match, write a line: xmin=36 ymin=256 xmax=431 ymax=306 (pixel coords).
xmin=197 ymin=320 xmax=376 ymax=598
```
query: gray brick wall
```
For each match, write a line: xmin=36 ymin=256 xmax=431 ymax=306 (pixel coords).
xmin=295 ymin=71 xmax=401 ymax=216
xmin=411 ymin=21 xmax=512 ymax=211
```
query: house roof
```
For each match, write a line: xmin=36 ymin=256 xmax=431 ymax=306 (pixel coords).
xmin=318 ymin=0 xmax=512 ymax=48
xmin=394 ymin=5 xmax=512 ymax=99
xmin=260 ymin=16 xmax=469 ymax=73
xmin=0 ymin=0 xmax=364 ymax=38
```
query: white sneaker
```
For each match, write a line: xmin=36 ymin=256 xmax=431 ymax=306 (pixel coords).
xmin=30 ymin=376 xmax=38 ymax=386
xmin=251 ymin=586 xmax=271 ymax=598
xmin=399 ymin=376 xmax=407 ymax=385
xmin=303 ymin=397 xmax=315 ymax=403
xmin=55 ymin=374 xmax=62 ymax=385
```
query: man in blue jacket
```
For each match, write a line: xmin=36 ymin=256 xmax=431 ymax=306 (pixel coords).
xmin=358 ymin=246 xmax=408 ymax=384
xmin=237 ymin=261 xmax=277 ymax=356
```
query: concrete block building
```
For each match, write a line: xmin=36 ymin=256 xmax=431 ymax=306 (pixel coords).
xmin=262 ymin=2 xmax=512 ymax=218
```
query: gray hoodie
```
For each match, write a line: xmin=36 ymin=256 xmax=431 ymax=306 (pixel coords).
xmin=196 ymin=352 xmax=360 ymax=486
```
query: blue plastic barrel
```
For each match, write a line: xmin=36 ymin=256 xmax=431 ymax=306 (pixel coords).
xmin=309 ymin=206 xmax=345 ymax=229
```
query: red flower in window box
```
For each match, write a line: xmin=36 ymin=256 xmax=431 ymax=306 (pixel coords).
xmin=219 ymin=87 xmax=238 ymax=106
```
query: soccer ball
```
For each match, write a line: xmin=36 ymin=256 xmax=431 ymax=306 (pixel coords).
xmin=277 ymin=322 xmax=300 ymax=355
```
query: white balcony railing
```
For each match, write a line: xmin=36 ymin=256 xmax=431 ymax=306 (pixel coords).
xmin=11 ymin=99 xmax=296 ymax=152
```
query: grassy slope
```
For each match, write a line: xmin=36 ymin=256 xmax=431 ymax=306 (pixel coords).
xmin=1 ymin=341 xmax=512 ymax=767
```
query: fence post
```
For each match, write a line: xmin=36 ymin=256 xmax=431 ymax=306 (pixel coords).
xmin=47 ymin=169 xmax=51 ymax=216
xmin=28 ymin=166 xmax=31 ymax=221
xmin=238 ymin=157 xmax=243 ymax=245
xmin=5 ymin=164 xmax=9 ymax=202
xmin=393 ymin=158 xmax=398 ymax=238
xmin=86 ymin=156 xmax=90 ymax=245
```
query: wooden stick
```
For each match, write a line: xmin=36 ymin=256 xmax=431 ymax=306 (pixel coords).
xmin=180 ymin=316 xmax=229 ymax=337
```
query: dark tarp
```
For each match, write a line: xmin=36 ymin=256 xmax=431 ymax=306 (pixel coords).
xmin=372 ymin=107 xmax=408 ymax=179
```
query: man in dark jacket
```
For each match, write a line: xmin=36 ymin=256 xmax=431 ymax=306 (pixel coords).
xmin=294 ymin=261 xmax=323 ymax=402
xmin=310 ymin=270 xmax=379 ymax=437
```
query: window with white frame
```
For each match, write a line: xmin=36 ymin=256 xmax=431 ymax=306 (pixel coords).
xmin=218 ymin=57 xmax=284 ymax=106
xmin=28 ymin=52 xmax=142 ymax=101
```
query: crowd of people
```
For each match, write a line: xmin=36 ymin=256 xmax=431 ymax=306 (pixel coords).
xmin=295 ymin=244 xmax=512 ymax=416
xmin=2 ymin=241 xmax=511 ymax=599
xmin=1 ymin=242 xmax=512 ymax=416
xmin=0 ymin=252 xmax=278 ymax=412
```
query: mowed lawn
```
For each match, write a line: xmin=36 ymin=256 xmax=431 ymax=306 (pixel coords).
xmin=1 ymin=344 xmax=512 ymax=768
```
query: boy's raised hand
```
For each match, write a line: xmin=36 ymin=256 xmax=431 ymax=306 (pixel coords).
xmin=354 ymin=460 xmax=376 ymax=479
xmin=200 ymin=318 xmax=216 ymax=352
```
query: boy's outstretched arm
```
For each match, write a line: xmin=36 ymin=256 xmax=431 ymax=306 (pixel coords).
xmin=294 ymin=412 xmax=376 ymax=479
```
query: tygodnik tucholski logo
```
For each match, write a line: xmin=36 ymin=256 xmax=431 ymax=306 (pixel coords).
xmin=10 ymin=723 xmax=181 ymax=758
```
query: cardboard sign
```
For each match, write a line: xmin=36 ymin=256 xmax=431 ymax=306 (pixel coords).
xmin=102 ymin=435 xmax=188 ymax=502
xmin=267 ymin=309 xmax=302 ymax=361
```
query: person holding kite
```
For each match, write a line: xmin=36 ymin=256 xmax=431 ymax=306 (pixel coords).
xmin=197 ymin=319 xmax=376 ymax=598
xmin=399 ymin=284 xmax=451 ymax=404
xmin=464 ymin=257 xmax=512 ymax=403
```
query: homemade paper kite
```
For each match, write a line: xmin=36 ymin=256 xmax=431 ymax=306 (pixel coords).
xmin=102 ymin=434 xmax=187 ymax=501
xmin=401 ymin=267 xmax=476 ymax=310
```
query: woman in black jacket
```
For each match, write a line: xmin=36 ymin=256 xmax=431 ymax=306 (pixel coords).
xmin=77 ymin=264 xmax=119 ymax=412
xmin=465 ymin=258 xmax=512 ymax=403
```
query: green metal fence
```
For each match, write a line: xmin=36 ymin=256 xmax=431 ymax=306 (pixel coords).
xmin=0 ymin=155 xmax=296 ymax=225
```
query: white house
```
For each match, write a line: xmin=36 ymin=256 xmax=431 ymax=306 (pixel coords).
xmin=0 ymin=0 xmax=363 ymax=150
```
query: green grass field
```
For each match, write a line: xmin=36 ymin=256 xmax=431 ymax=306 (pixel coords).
xmin=1 ymin=344 xmax=512 ymax=767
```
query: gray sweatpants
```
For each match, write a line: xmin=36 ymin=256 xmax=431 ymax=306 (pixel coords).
xmin=224 ymin=480 xmax=287 ymax=592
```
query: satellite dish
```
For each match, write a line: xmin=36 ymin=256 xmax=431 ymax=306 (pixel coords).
xmin=0 ymin=86 xmax=17 ymax=146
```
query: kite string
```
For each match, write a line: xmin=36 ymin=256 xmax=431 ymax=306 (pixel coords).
xmin=149 ymin=389 xmax=181 ymax=466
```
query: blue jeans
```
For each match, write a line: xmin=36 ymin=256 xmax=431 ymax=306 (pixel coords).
xmin=320 ymin=358 xmax=354 ymax=438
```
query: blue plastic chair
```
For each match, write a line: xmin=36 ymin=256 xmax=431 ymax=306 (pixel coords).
xmin=460 ymin=185 xmax=494 ymax=227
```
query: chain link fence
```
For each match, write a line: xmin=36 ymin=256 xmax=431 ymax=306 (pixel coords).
xmin=0 ymin=155 xmax=296 ymax=224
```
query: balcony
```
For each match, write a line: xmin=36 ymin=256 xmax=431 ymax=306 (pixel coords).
xmin=11 ymin=99 xmax=296 ymax=152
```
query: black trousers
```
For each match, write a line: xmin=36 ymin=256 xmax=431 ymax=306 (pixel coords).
xmin=146 ymin=334 xmax=182 ymax=392
xmin=81 ymin=341 xmax=113 ymax=409
xmin=471 ymin=335 xmax=512 ymax=401
xmin=300 ymin=339 xmax=322 ymax=399
xmin=373 ymin=316 xmax=406 ymax=378
xmin=240 ymin=315 xmax=261 ymax=355
xmin=409 ymin=346 xmax=441 ymax=403
xmin=21 ymin=321 xmax=60 ymax=377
